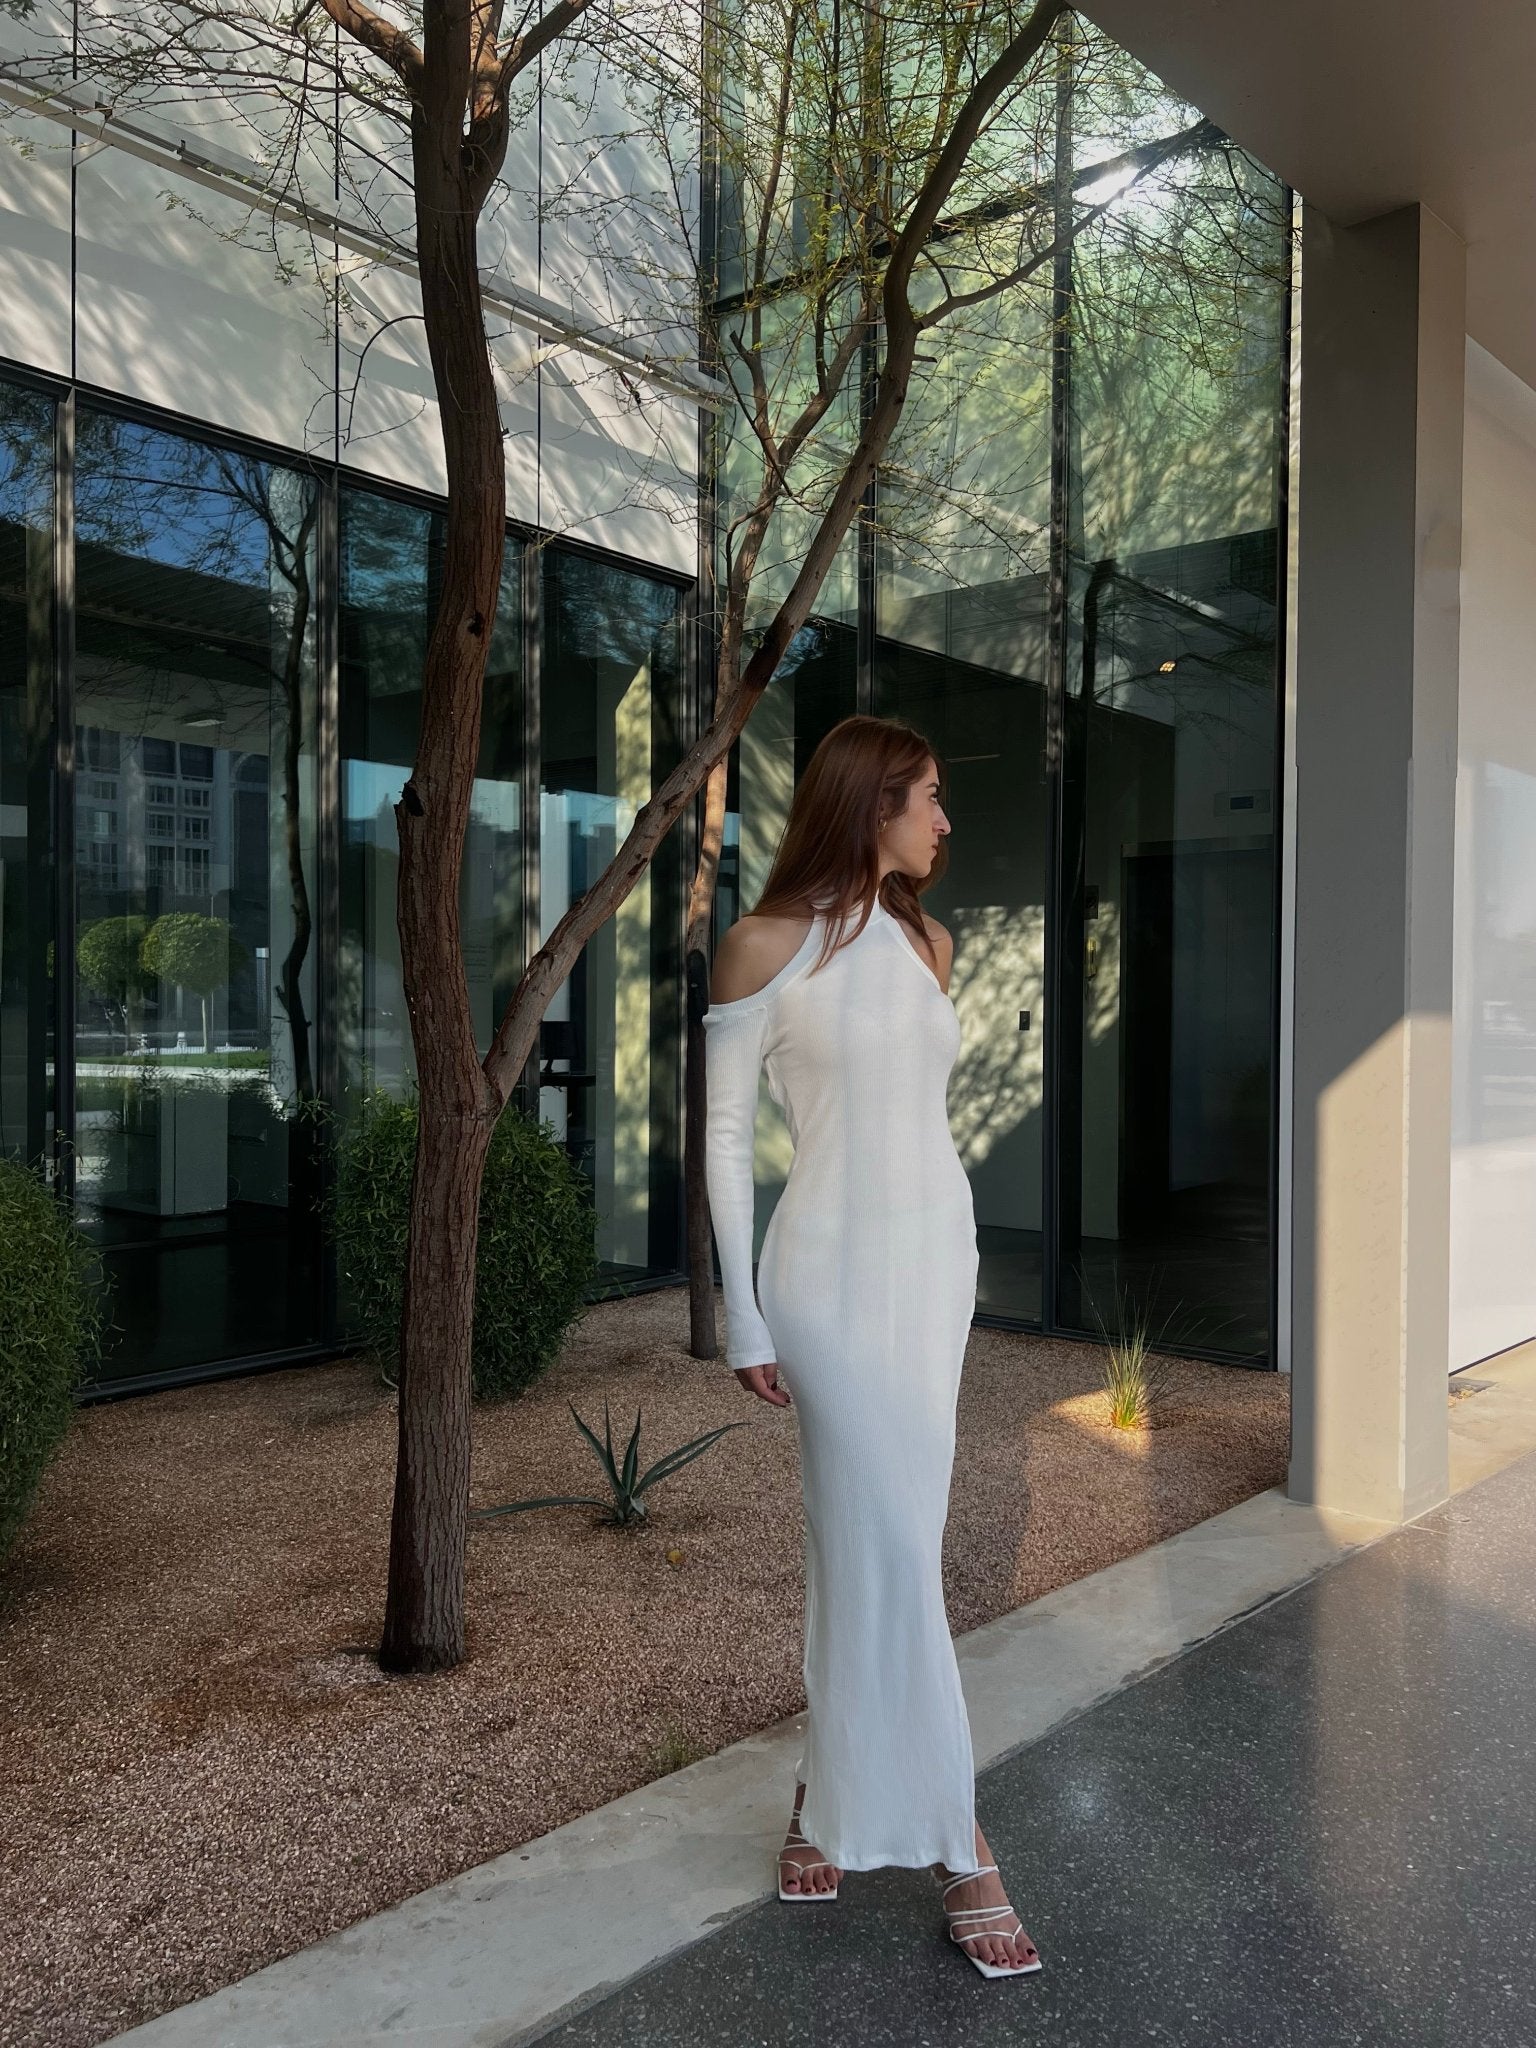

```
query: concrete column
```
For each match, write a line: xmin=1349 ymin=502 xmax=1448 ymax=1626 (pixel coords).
xmin=1287 ymin=203 xmax=1465 ymax=1523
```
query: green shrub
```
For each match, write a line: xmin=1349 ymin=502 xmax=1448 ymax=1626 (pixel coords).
xmin=0 ymin=1160 xmax=105 ymax=1558
xmin=329 ymin=1090 xmax=598 ymax=1402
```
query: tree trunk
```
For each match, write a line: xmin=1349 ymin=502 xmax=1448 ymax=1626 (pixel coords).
xmin=380 ymin=1106 xmax=493 ymax=1670
xmin=684 ymin=754 xmax=730 ymax=1356
xmin=379 ymin=58 xmax=506 ymax=1674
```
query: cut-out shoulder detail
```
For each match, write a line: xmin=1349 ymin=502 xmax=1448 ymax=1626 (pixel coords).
xmin=706 ymin=918 xmax=821 ymax=1014
xmin=709 ymin=915 xmax=817 ymax=1007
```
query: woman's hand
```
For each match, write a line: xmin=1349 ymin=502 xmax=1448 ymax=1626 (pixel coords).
xmin=736 ymin=1363 xmax=792 ymax=1408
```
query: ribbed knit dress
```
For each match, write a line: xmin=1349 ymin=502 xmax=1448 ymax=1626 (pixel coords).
xmin=702 ymin=896 xmax=981 ymax=1873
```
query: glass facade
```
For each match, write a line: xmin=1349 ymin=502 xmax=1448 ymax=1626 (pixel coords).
xmin=0 ymin=26 xmax=1288 ymax=1385
xmin=67 ymin=412 xmax=322 ymax=1382
xmin=338 ymin=487 xmax=525 ymax=1094
xmin=0 ymin=383 xmax=56 ymax=1173
xmin=874 ymin=266 xmax=1057 ymax=1328
xmin=0 ymin=383 xmax=57 ymax=1180
xmin=0 ymin=379 xmax=692 ymax=1390
xmin=539 ymin=549 xmax=686 ymax=1279
xmin=717 ymin=33 xmax=1288 ymax=1363
xmin=1056 ymin=139 xmax=1285 ymax=1357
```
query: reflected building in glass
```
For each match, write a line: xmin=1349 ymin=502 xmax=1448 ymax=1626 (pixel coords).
xmin=0 ymin=17 xmax=1291 ymax=1394
xmin=713 ymin=28 xmax=1289 ymax=1365
xmin=0 ymin=382 xmax=690 ymax=1391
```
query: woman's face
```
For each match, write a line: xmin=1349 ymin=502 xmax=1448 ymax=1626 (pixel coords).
xmin=881 ymin=756 xmax=951 ymax=879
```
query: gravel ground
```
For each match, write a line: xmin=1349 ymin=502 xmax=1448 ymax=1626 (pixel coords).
xmin=0 ymin=1288 xmax=1289 ymax=2048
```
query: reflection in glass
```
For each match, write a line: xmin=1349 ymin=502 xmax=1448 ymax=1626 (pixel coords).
xmin=338 ymin=487 xmax=523 ymax=1096
xmin=540 ymin=548 xmax=685 ymax=1281
xmin=875 ymin=261 xmax=1055 ymax=1323
xmin=1060 ymin=147 xmax=1286 ymax=1359
xmin=0 ymin=381 xmax=56 ymax=1169
xmin=71 ymin=410 xmax=321 ymax=1380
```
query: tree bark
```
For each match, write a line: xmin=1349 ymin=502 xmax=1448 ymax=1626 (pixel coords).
xmin=379 ymin=15 xmax=506 ymax=1673
xmin=684 ymin=755 xmax=729 ymax=1354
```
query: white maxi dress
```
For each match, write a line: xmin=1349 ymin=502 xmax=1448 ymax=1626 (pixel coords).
xmin=702 ymin=896 xmax=981 ymax=1873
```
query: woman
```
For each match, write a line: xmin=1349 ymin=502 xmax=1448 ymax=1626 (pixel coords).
xmin=703 ymin=714 xmax=1040 ymax=1980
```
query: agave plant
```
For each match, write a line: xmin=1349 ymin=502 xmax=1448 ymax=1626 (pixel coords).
xmin=475 ymin=1401 xmax=746 ymax=1529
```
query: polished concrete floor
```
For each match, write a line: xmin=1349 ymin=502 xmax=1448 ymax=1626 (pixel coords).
xmin=532 ymin=1449 xmax=1536 ymax=2048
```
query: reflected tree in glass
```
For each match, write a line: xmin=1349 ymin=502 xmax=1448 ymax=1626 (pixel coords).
xmin=70 ymin=411 xmax=322 ymax=1377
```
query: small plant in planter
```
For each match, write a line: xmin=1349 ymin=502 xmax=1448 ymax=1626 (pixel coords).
xmin=476 ymin=1401 xmax=745 ymax=1529
xmin=140 ymin=912 xmax=247 ymax=1054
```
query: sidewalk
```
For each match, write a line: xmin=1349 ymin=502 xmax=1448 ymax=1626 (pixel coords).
xmin=111 ymin=1345 xmax=1536 ymax=2048
xmin=534 ymin=1439 xmax=1536 ymax=2048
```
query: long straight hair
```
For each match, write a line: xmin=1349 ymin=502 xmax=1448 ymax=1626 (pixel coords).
xmin=750 ymin=715 xmax=949 ymax=969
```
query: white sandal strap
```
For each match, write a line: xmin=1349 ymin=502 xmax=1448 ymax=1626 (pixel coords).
xmin=942 ymin=1864 xmax=1027 ymax=1945
xmin=781 ymin=1832 xmax=836 ymax=1877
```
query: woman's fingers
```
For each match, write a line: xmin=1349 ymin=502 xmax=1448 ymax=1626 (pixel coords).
xmin=735 ymin=1364 xmax=792 ymax=1407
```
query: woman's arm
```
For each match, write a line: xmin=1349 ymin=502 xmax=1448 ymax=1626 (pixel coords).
xmin=701 ymin=998 xmax=780 ymax=1374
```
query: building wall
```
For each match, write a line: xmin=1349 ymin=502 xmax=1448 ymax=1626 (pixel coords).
xmin=0 ymin=24 xmax=697 ymax=576
xmin=1450 ymin=338 xmax=1536 ymax=1368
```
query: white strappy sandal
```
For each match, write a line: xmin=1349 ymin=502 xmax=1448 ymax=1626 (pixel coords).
xmin=940 ymin=1863 xmax=1042 ymax=1977
xmin=777 ymin=1804 xmax=841 ymax=1903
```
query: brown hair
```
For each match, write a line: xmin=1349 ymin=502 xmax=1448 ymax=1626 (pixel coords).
xmin=750 ymin=715 xmax=948 ymax=969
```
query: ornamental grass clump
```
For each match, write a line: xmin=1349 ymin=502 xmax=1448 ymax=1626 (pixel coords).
xmin=328 ymin=1089 xmax=598 ymax=1403
xmin=1093 ymin=1285 xmax=1177 ymax=1431
xmin=0 ymin=1159 xmax=105 ymax=1559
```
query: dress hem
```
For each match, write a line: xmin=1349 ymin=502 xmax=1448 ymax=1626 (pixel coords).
xmin=796 ymin=1795 xmax=978 ymax=1877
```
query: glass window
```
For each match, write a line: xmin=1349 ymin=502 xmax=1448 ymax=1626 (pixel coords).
xmin=338 ymin=487 xmax=524 ymax=1102
xmin=0 ymin=379 xmax=56 ymax=1169
xmin=71 ymin=410 xmax=321 ymax=1382
xmin=874 ymin=256 xmax=1056 ymax=1325
xmin=1056 ymin=128 xmax=1286 ymax=1360
xmin=540 ymin=547 xmax=686 ymax=1282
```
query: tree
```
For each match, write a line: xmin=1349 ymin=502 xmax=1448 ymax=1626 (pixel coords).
xmin=77 ymin=915 xmax=153 ymax=1046
xmin=7 ymin=0 xmax=1242 ymax=1671
xmin=141 ymin=912 xmax=249 ymax=1051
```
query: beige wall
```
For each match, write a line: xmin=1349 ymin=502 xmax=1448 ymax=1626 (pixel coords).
xmin=1450 ymin=339 xmax=1536 ymax=1368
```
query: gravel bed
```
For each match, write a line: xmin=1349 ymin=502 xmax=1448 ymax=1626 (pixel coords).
xmin=0 ymin=1288 xmax=1289 ymax=2048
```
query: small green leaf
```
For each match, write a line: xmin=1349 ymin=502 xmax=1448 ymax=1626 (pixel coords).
xmin=620 ymin=1407 xmax=642 ymax=1500
xmin=632 ymin=1422 xmax=747 ymax=1496
xmin=473 ymin=1494 xmax=608 ymax=1520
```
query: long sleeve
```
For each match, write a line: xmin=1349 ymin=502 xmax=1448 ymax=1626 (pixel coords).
xmin=702 ymin=998 xmax=779 ymax=1370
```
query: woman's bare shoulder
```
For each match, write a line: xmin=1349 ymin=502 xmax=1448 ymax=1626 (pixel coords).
xmin=920 ymin=911 xmax=954 ymax=957
xmin=920 ymin=912 xmax=955 ymax=992
xmin=711 ymin=912 xmax=814 ymax=1003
